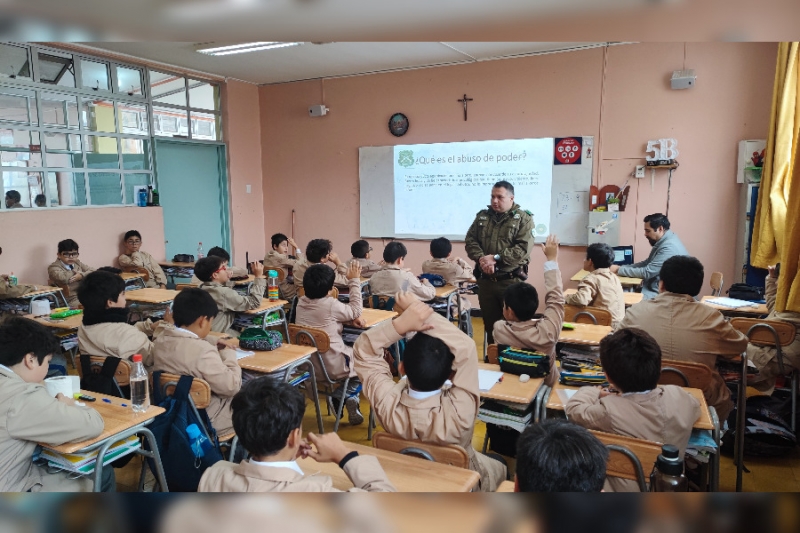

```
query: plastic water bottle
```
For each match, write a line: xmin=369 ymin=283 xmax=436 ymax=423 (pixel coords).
xmin=197 ymin=242 xmax=204 ymax=259
xmin=267 ymin=270 xmax=279 ymax=301
xmin=186 ymin=424 xmax=212 ymax=459
xmin=649 ymin=444 xmax=688 ymax=492
xmin=130 ymin=354 xmax=149 ymax=413
xmin=137 ymin=188 xmax=147 ymax=207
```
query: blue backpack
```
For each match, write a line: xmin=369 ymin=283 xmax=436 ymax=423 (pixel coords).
xmin=145 ymin=372 xmax=224 ymax=492
xmin=419 ymin=273 xmax=447 ymax=287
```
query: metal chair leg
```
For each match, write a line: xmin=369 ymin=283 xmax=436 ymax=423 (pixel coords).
xmin=332 ymin=377 xmax=350 ymax=433
xmin=482 ymin=430 xmax=490 ymax=454
xmin=735 ymin=354 xmax=747 ymax=492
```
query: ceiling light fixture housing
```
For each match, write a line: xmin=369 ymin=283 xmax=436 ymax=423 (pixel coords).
xmin=197 ymin=42 xmax=303 ymax=56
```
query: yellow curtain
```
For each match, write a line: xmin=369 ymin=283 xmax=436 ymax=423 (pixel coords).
xmin=751 ymin=43 xmax=800 ymax=312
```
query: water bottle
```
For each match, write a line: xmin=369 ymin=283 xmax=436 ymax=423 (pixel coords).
xmin=197 ymin=242 xmax=204 ymax=259
xmin=137 ymin=188 xmax=147 ymax=207
xmin=649 ymin=444 xmax=688 ymax=492
xmin=186 ymin=423 xmax=212 ymax=459
xmin=7 ymin=272 xmax=17 ymax=286
xmin=130 ymin=354 xmax=150 ymax=413
xmin=267 ymin=270 xmax=279 ymax=301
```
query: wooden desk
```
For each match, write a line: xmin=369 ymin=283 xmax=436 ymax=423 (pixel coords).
xmin=434 ymin=284 xmax=458 ymax=299
xmin=558 ymin=323 xmax=612 ymax=345
xmin=125 ymin=288 xmax=180 ymax=304
xmin=296 ymin=441 xmax=479 ymax=492
xmin=571 ymin=269 xmax=643 ymax=288
xmin=564 ymin=288 xmax=643 ymax=307
xmin=701 ymin=296 xmax=769 ymax=317
xmin=14 ymin=285 xmax=68 ymax=308
xmin=242 ymin=299 xmax=289 ymax=315
xmin=354 ymin=308 xmax=397 ymax=329
xmin=237 ymin=344 xmax=316 ymax=374
xmin=496 ymin=480 xmax=515 ymax=492
xmin=478 ymin=362 xmax=544 ymax=404
xmin=25 ymin=312 xmax=83 ymax=330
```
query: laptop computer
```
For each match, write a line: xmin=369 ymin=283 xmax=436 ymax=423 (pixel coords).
xmin=612 ymin=245 xmax=634 ymax=266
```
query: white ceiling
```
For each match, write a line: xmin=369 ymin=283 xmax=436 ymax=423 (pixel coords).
xmin=82 ymin=42 xmax=609 ymax=85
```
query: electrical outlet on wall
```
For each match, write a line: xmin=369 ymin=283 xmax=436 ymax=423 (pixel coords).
xmin=635 ymin=165 xmax=646 ymax=178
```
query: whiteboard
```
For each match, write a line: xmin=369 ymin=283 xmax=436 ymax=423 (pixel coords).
xmin=359 ymin=136 xmax=593 ymax=245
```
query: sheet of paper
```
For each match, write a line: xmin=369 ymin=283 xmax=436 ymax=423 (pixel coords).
xmin=556 ymin=388 xmax=578 ymax=405
xmin=478 ymin=369 xmax=504 ymax=391
xmin=235 ymin=348 xmax=255 ymax=360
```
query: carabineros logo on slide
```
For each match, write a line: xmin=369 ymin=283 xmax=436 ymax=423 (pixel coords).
xmin=398 ymin=150 xmax=414 ymax=167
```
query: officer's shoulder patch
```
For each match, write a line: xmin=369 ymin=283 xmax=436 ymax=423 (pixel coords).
xmin=524 ymin=209 xmax=533 ymax=217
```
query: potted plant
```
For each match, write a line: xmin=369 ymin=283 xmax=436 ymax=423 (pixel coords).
xmin=607 ymin=197 xmax=620 ymax=212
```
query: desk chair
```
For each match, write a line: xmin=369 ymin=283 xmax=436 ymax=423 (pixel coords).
xmin=486 ymin=344 xmax=499 ymax=364
xmin=368 ymin=295 xmax=403 ymax=367
xmin=710 ymin=272 xmax=724 ymax=297
xmin=121 ymin=266 xmax=150 ymax=284
xmin=176 ymin=283 xmax=197 ymax=291
xmin=591 ymin=430 xmax=662 ymax=492
xmin=288 ymin=286 xmax=305 ymax=324
xmin=564 ymin=304 xmax=613 ymax=326
xmin=372 ymin=432 xmax=470 ymax=469
xmin=76 ymin=354 xmax=131 ymax=398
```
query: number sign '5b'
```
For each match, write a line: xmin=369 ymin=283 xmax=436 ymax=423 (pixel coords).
xmin=645 ymin=138 xmax=679 ymax=161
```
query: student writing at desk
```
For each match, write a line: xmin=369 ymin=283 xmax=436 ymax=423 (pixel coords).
xmin=565 ymin=243 xmax=624 ymax=328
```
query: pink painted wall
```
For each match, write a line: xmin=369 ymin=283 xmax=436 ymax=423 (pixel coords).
xmin=0 ymin=207 xmax=165 ymax=285
xmin=259 ymin=42 xmax=776 ymax=298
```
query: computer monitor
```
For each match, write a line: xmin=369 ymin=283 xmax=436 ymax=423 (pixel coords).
xmin=613 ymin=246 xmax=634 ymax=266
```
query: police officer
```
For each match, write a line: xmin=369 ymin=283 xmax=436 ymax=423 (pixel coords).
xmin=465 ymin=180 xmax=534 ymax=344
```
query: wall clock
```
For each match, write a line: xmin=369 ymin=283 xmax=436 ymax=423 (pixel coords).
xmin=388 ymin=113 xmax=409 ymax=137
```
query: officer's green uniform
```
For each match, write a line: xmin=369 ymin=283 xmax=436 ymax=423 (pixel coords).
xmin=465 ymin=203 xmax=534 ymax=344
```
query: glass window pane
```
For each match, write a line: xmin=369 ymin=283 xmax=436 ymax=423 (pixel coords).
xmin=117 ymin=102 xmax=149 ymax=135
xmin=85 ymin=136 xmax=119 ymax=170
xmin=188 ymin=80 xmax=217 ymax=111
xmin=43 ymin=132 xmax=82 ymax=168
xmin=3 ymin=171 xmax=43 ymax=208
xmin=0 ymin=89 xmax=36 ymax=124
xmin=48 ymin=171 xmax=86 ymax=207
xmin=37 ymin=52 xmax=75 ymax=87
xmin=190 ymin=111 xmax=218 ymax=140
xmin=81 ymin=97 xmax=116 ymax=132
xmin=153 ymin=106 xmax=187 ymax=138
xmin=1 ymin=147 xmax=42 ymax=168
xmin=150 ymin=71 xmax=186 ymax=106
xmin=0 ymin=129 xmax=40 ymax=149
xmin=124 ymin=173 xmax=151 ymax=205
xmin=115 ymin=65 xmax=143 ymax=96
xmin=0 ymin=44 xmax=32 ymax=80
xmin=121 ymin=138 xmax=150 ymax=170
xmin=88 ymin=172 xmax=122 ymax=205
xmin=41 ymin=93 xmax=79 ymax=128
xmin=80 ymin=59 xmax=110 ymax=91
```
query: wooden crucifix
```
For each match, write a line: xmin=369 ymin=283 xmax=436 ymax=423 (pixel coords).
xmin=457 ymin=94 xmax=473 ymax=121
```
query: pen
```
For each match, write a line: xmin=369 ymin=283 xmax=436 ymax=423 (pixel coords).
xmin=498 ymin=375 xmax=504 ymax=382
xmin=102 ymin=398 xmax=112 ymax=403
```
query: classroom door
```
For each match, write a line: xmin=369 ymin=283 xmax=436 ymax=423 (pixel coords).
xmin=154 ymin=140 xmax=230 ymax=263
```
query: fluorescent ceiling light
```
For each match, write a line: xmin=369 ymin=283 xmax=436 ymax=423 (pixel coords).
xmin=197 ymin=42 xmax=302 ymax=56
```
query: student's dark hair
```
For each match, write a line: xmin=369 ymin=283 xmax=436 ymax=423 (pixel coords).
xmin=306 ymin=239 xmax=333 ymax=263
xmin=643 ymin=213 xmax=670 ymax=231
xmin=173 ymin=288 xmax=219 ymax=327
xmin=34 ymin=194 xmax=46 ymax=206
xmin=271 ymin=233 xmax=288 ymax=249
xmin=0 ymin=317 xmax=61 ymax=366
xmin=660 ymin=255 xmax=704 ymax=296
xmin=231 ymin=378 xmax=306 ymax=458
xmin=77 ymin=270 xmax=126 ymax=311
xmin=430 ymin=237 xmax=452 ymax=259
xmin=97 ymin=266 xmax=122 ymax=274
xmin=503 ymin=282 xmax=539 ymax=321
xmin=516 ymin=419 xmax=608 ymax=492
xmin=5 ymin=190 xmax=21 ymax=202
xmin=124 ymin=230 xmax=142 ymax=242
xmin=586 ymin=243 xmax=614 ymax=269
xmin=402 ymin=333 xmax=454 ymax=392
xmin=57 ymin=239 xmax=79 ymax=254
xmin=599 ymin=328 xmax=662 ymax=393
xmin=383 ymin=241 xmax=407 ymax=264
xmin=303 ymin=263 xmax=335 ymax=299
xmin=206 ymin=246 xmax=231 ymax=262
xmin=350 ymin=239 xmax=371 ymax=259
xmin=493 ymin=180 xmax=514 ymax=195
xmin=194 ymin=256 xmax=224 ymax=282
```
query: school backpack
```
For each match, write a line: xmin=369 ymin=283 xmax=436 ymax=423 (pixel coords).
xmin=727 ymin=283 xmax=765 ymax=302
xmin=419 ymin=273 xmax=447 ymax=287
xmin=79 ymin=354 xmax=129 ymax=398
xmin=721 ymin=395 xmax=797 ymax=457
xmin=144 ymin=372 xmax=224 ymax=492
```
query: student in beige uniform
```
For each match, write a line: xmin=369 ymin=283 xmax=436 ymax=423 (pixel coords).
xmin=566 ymin=328 xmax=700 ymax=492
xmin=422 ymin=237 xmax=474 ymax=284
xmin=492 ymin=235 xmax=565 ymax=387
xmin=0 ymin=317 xmax=112 ymax=492
xmin=619 ymin=255 xmax=747 ymax=423
xmin=296 ymin=262 xmax=367 ymax=425
xmin=199 ymin=378 xmax=395 ymax=492
xmin=153 ymin=288 xmax=241 ymax=435
xmin=353 ymin=292 xmax=507 ymax=491
xmin=47 ymin=239 xmax=95 ymax=307
xmin=565 ymin=243 xmax=625 ymax=328
xmin=264 ymin=233 xmax=302 ymax=299
xmin=369 ymin=242 xmax=436 ymax=302
xmin=349 ymin=240 xmax=382 ymax=278
xmin=77 ymin=270 xmax=171 ymax=369
xmin=118 ymin=230 xmax=167 ymax=288
xmin=190 ymin=247 xmax=247 ymax=286
xmin=196 ymin=256 xmax=266 ymax=337
xmin=293 ymin=239 xmax=349 ymax=290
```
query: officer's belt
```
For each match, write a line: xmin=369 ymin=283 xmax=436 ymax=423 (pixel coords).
xmin=483 ymin=271 xmax=516 ymax=282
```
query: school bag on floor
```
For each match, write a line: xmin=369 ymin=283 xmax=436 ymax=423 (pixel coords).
xmin=721 ymin=395 xmax=797 ymax=457
xmin=144 ymin=372 xmax=223 ymax=491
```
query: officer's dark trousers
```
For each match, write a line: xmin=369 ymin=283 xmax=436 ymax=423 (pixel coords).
xmin=477 ymin=277 xmax=518 ymax=344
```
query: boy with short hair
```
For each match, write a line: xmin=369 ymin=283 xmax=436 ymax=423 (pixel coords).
xmin=77 ymin=270 xmax=170 ymax=368
xmin=369 ymin=242 xmax=436 ymax=301
xmin=566 ymin=328 xmax=700 ymax=492
xmin=153 ymin=288 xmax=242 ymax=435
xmin=118 ymin=230 xmax=167 ymax=288
xmin=264 ymin=233 xmax=302 ymax=299
xmin=619 ymin=255 xmax=747 ymax=422
xmin=565 ymin=243 xmax=625 ymax=328
xmin=492 ymin=235 xmax=565 ymax=387
xmin=47 ymin=239 xmax=95 ymax=307
xmin=292 ymin=239 xmax=349 ymax=290
xmin=196 ymin=256 xmax=266 ymax=337
xmin=190 ymin=246 xmax=247 ymax=286
xmin=422 ymin=237 xmax=474 ymax=285
xmin=353 ymin=292 xmax=507 ymax=491
xmin=199 ymin=378 xmax=396 ymax=492
xmin=349 ymin=239 xmax=382 ymax=278
xmin=0 ymin=317 xmax=107 ymax=492
xmin=515 ymin=419 xmax=608 ymax=492
xmin=297 ymin=262 xmax=366 ymax=425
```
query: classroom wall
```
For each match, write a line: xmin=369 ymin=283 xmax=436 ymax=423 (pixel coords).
xmin=259 ymin=42 xmax=777 ymax=297
xmin=0 ymin=207 xmax=165 ymax=285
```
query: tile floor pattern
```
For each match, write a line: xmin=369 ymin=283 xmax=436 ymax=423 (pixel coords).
xmin=107 ymin=318 xmax=800 ymax=492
